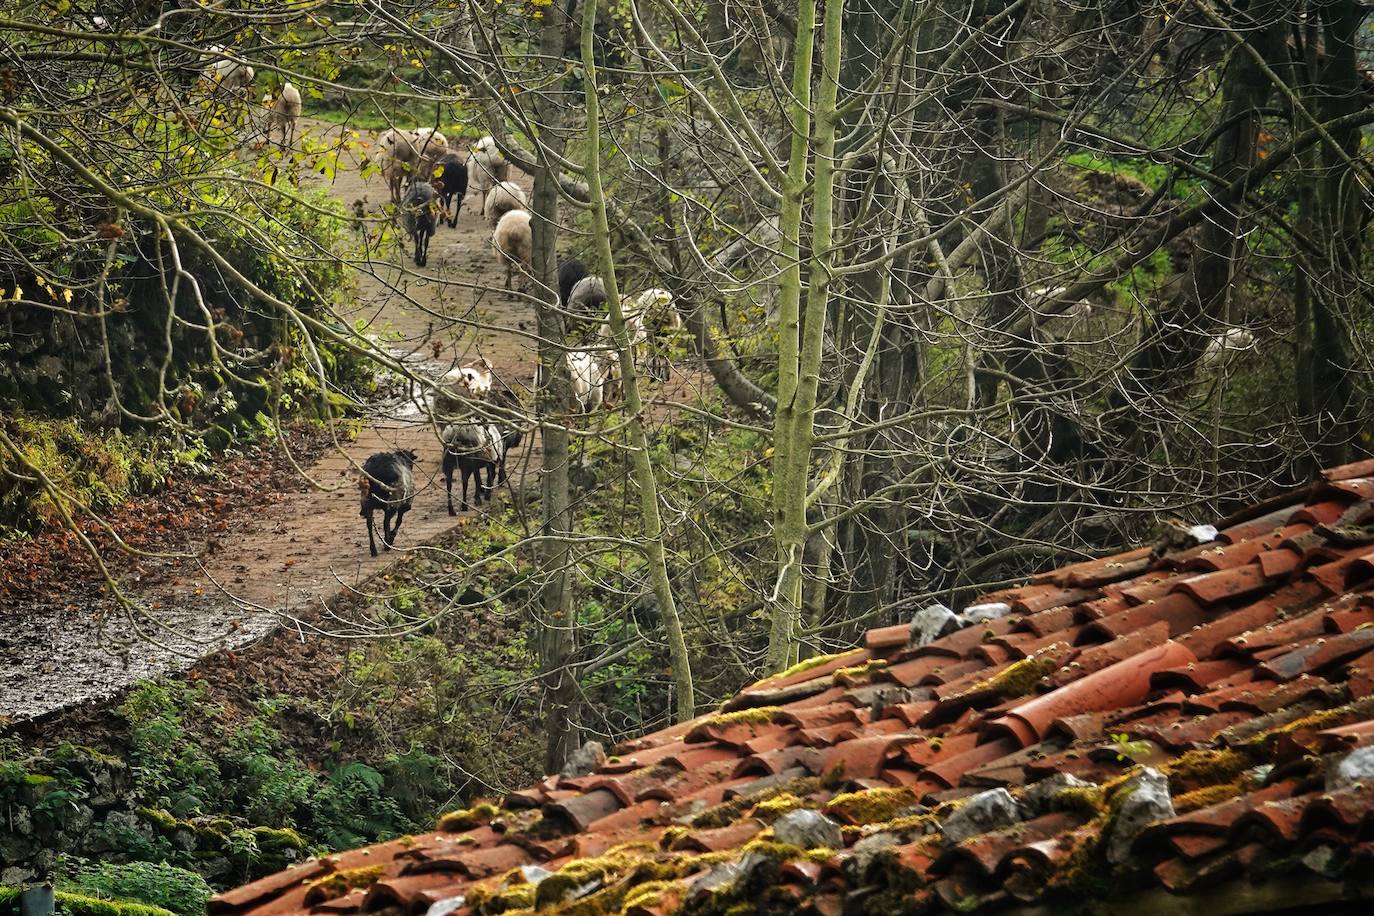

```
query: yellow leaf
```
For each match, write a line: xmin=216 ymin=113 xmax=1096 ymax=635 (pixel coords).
xmin=62 ymin=288 xmax=73 ymax=303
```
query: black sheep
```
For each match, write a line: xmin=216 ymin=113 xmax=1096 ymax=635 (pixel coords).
xmin=359 ymin=449 xmax=417 ymax=557
xmin=557 ymin=257 xmax=589 ymax=309
xmin=439 ymin=383 xmax=524 ymax=514
xmin=432 ymin=151 xmax=468 ymax=228
xmin=401 ymin=181 xmax=439 ymax=267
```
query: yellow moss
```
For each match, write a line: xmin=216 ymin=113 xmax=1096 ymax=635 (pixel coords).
xmin=1161 ymin=748 xmax=1249 ymax=788
xmin=824 ymin=787 xmax=918 ymax=825
xmin=466 ymin=879 xmax=536 ymax=913
xmin=621 ymin=879 xmax=674 ymax=911
xmin=752 ymin=651 xmax=851 ymax=688
xmin=1173 ymin=782 xmax=1243 ymax=813
xmin=691 ymin=776 xmax=822 ymax=828
xmin=965 ymin=644 xmax=1067 ymax=699
xmin=1050 ymin=786 xmax=1106 ymax=820
xmin=833 ymin=659 xmax=889 ymax=685
xmin=739 ymin=836 xmax=806 ymax=861
xmin=304 ymin=865 xmax=384 ymax=902
xmin=659 ymin=825 xmax=690 ymax=849
xmin=437 ymin=801 xmax=502 ymax=831
xmin=533 ymin=844 xmax=661 ymax=909
xmin=843 ymin=809 xmax=939 ymax=839
xmin=1045 ymin=829 xmax=1110 ymax=899
xmin=696 ymin=706 xmax=785 ymax=730
xmin=1262 ymin=705 xmax=1353 ymax=739
xmin=750 ymin=792 xmax=804 ymax=822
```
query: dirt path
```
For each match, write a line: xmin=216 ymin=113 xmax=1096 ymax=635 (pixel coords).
xmin=1 ymin=121 xmax=540 ymax=721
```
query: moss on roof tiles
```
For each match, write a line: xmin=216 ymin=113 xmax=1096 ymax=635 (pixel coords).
xmin=832 ymin=659 xmax=888 ymax=685
xmin=1173 ymin=781 xmax=1244 ymax=812
xmin=690 ymin=775 xmax=825 ymax=829
xmin=302 ymin=865 xmax=384 ymax=904
xmin=824 ymin=786 xmax=919 ymax=825
xmin=752 ymin=651 xmax=851 ymax=688
xmin=437 ymin=800 xmax=502 ymax=831
xmin=1161 ymin=748 xmax=1249 ymax=789
xmin=967 ymin=643 xmax=1069 ymax=699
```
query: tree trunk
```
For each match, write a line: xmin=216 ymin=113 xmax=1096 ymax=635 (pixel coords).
xmin=767 ymin=0 xmax=844 ymax=671
xmin=1310 ymin=0 xmax=1367 ymax=464
xmin=579 ymin=0 xmax=696 ymax=722
xmin=532 ymin=6 xmax=579 ymax=775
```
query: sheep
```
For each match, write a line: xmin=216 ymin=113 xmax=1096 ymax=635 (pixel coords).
xmin=467 ymin=135 xmax=511 ymax=195
xmin=598 ymin=288 xmax=681 ymax=381
xmin=432 ymin=359 xmax=494 ymax=418
xmin=431 ymin=151 xmax=468 ymax=228
xmin=558 ymin=258 xmax=590 ymax=308
xmin=484 ymin=180 xmax=528 ymax=229
xmin=359 ymin=449 xmax=417 ymax=557
xmin=567 ymin=349 xmax=606 ymax=413
xmin=566 ymin=275 xmax=607 ymax=334
xmin=534 ymin=349 xmax=608 ymax=412
xmin=401 ymin=182 xmax=440 ymax=267
xmin=266 ymin=82 xmax=301 ymax=149
xmin=374 ymin=150 xmax=408 ymax=205
xmin=411 ymin=127 xmax=449 ymax=177
xmin=1198 ymin=328 xmax=1255 ymax=371
xmin=435 ymin=362 xmax=525 ymax=513
xmin=492 ymin=209 xmax=533 ymax=290
xmin=203 ymin=47 xmax=255 ymax=94
xmin=440 ymin=403 xmax=523 ymax=514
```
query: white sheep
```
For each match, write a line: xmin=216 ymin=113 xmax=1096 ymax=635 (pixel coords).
xmin=411 ymin=127 xmax=449 ymax=177
xmin=202 ymin=47 xmax=255 ymax=94
xmin=432 ymin=360 xmax=494 ymax=418
xmin=1198 ymin=328 xmax=1255 ymax=371
xmin=492 ymin=209 xmax=532 ymax=290
xmin=483 ymin=180 xmax=528 ymax=228
xmin=266 ymin=82 xmax=302 ymax=149
xmin=566 ymin=350 xmax=606 ymax=412
xmin=467 ymin=135 xmax=511 ymax=195
xmin=598 ymin=288 xmax=681 ymax=380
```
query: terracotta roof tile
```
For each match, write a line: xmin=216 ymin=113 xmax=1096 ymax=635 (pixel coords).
xmin=214 ymin=469 xmax=1374 ymax=916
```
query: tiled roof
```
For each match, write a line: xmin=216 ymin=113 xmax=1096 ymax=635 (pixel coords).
xmin=213 ymin=459 xmax=1374 ymax=915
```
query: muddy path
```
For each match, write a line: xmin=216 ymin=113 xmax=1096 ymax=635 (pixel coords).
xmin=0 ymin=120 xmax=541 ymax=721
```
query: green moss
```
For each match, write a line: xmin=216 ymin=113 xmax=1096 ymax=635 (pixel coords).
xmin=749 ymin=792 xmax=804 ymax=822
xmin=1173 ymin=781 xmax=1242 ymax=813
xmin=751 ymin=651 xmax=850 ymax=688
xmin=621 ymin=879 xmax=674 ymax=911
xmin=695 ymin=707 xmax=785 ymax=731
xmin=250 ymin=825 xmax=307 ymax=851
xmin=1051 ymin=786 xmax=1106 ymax=820
xmin=832 ymin=659 xmax=888 ymax=685
xmin=437 ymin=801 xmax=502 ymax=831
xmin=532 ymin=844 xmax=659 ymax=909
xmin=1161 ymin=748 xmax=1249 ymax=789
xmin=965 ymin=644 xmax=1067 ymax=699
xmin=136 ymin=807 xmax=180 ymax=833
xmin=690 ymin=776 xmax=822 ymax=829
xmin=47 ymin=891 xmax=177 ymax=916
xmin=303 ymin=865 xmax=384 ymax=903
xmin=824 ymin=787 xmax=918 ymax=825
xmin=465 ymin=879 xmax=536 ymax=912
xmin=659 ymin=825 xmax=690 ymax=849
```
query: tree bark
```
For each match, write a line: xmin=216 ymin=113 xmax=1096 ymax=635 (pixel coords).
xmin=531 ymin=5 xmax=580 ymax=775
xmin=767 ymin=0 xmax=844 ymax=671
xmin=579 ymin=0 xmax=696 ymax=722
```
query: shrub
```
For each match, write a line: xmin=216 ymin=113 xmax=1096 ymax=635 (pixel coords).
xmin=57 ymin=859 xmax=213 ymax=916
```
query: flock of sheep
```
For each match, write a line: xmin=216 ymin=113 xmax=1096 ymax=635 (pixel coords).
xmin=201 ymin=46 xmax=301 ymax=148
xmin=357 ymin=127 xmax=686 ymax=557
